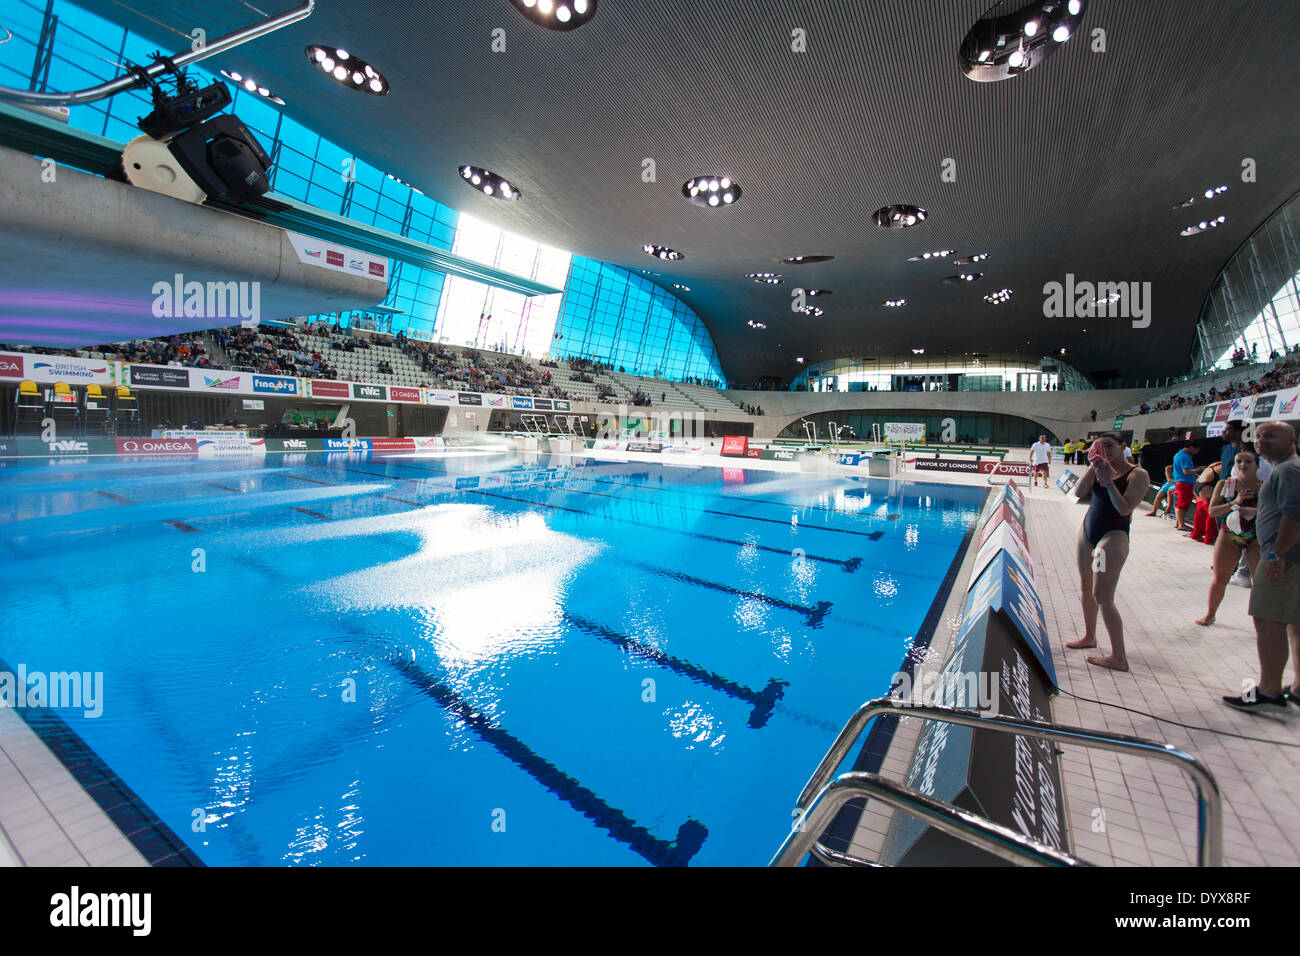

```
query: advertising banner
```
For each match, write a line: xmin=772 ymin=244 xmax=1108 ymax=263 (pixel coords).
xmin=885 ymin=422 xmax=925 ymax=442
xmin=761 ymin=448 xmax=799 ymax=461
xmin=961 ymin=550 xmax=1057 ymax=691
xmin=252 ymin=374 xmax=298 ymax=395
xmin=428 ymin=389 xmax=457 ymax=404
xmin=308 ymin=379 xmax=351 ymax=399
xmin=836 ymin=452 xmax=862 ymax=466
xmin=720 ymin=435 xmax=749 ymax=456
xmin=322 ymin=438 xmax=372 ymax=451
xmin=457 ymin=392 xmax=483 ymax=406
xmin=1276 ymin=390 xmax=1300 ymax=419
xmin=0 ymin=353 xmax=24 ymax=378
xmin=128 ymin=365 xmax=191 ymax=388
xmin=115 ymin=438 xmax=198 ymax=455
xmin=914 ymin=457 xmax=980 ymax=473
xmin=625 ymin=441 xmax=663 ymax=453
xmin=484 ymin=394 xmax=506 ymax=408
xmin=1213 ymin=402 xmax=1231 ymax=422
xmin=532 ymin=398 xmax=553 ymax=410
xmin=264 ymin=438 xmax=323 ymax=451
xmin=23 ymin=355 xmax=114 ymax=384
xmin=554 ymin=400 xmax=572 ymax=411
xmin=1247 ymin=387 xmax=1300 ymax=421
xmin=388 ymin=386 xmax=421 ymax=403
xmin=980 ymin=502 xmax=1027 ymax=549
xmin=243 ymin=399 xmax=264 ymax=410
xmin=16 ymin=438 xmax=117 ymax=456
xmin=285 ymin=230 xmax=389 ymax=281
xmin=352 ymin=383 xmax=387 ymax=401
xmin=368 ymin=438 xmax=416 ymax=451
xmin=1200 ymin=404 xmax=1217 ymax=424
xmin=195 ymin=436 xmax=266 ymax=456
xmin=185 ymin=369 xmax=244 ymax=392
xmin=512 ymin=396 xmax=534 ymax=409
xmin=970 ymin=522 xmax=1034 ymax=589
xmin=157 ymin=429 xmax=249 ymax=439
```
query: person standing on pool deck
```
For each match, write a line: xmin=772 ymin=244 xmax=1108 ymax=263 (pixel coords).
xmin=1066 ymin=433 xmax=1150 ymax=672
xmin=1224 ymin=421 xmax=1300 ymax=711
xmin=1171 ymin=440 xmax=1200 ymax=531
xmin=1029 ymin=434 xmax=1052 ymax=488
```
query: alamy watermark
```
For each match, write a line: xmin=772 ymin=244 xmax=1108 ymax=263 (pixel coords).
xmin=1042 ymin=273 xmax=1150 ymax=328
xmin=890 ymin=664 xmax=1000 ymax=715
xmin=151 ymin=272 xmax=260 ymax=327
xmin=0 ymin=664 xmax=103 ymax=718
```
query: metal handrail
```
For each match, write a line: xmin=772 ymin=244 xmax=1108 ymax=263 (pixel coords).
xmin=791 ymin=698 xmax=1223 ymax=867
xmin=771 ymin=771 xmax=1088 ymax=867
xmin=0 ymin=2 xmax=315 ymax=106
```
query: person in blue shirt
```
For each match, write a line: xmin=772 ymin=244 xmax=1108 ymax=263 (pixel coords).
xmin=1172 ymin=440 xmax=1200 ymax=531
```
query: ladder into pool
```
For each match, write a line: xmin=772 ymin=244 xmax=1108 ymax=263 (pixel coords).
xmin=770 ymin=697 xmax=1222 ymax=867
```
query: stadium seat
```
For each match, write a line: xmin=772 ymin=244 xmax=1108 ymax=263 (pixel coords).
xmin=50 ymin=382 xmax=81 ymax=435
xmin=113 ymin=386 xmax=140 ymax=436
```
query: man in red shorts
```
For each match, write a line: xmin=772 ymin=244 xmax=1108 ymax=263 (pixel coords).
xmin=1029 ymin=434 xmax=1052 ymax=488
xmin=1171 ymin=440 xmax=1200 ymax=531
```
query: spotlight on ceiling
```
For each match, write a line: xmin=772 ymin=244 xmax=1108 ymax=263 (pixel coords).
xmin=220 ymin=70 xmax=285 ymax=105
xmin=1172 ymin=184 xmax=1228 ymax=209
xmin=1180 ymin=215 xmax=1227 ymax=237
xmin=781 ymin=255 xmax=835 ymax=264
xmin=984 ymin=288 xmax=1014 ymax=304
xmin=874 ymin=204 xmax=927 ymax=229
xmin=305 ymin=46 xmax=388 ymax=95
xmin=643 ymin=243 xmax=684 ymax=261
xmin=800 ymin=306 xmax=825 ymax=317
xmin=134 ymin=67 xmax=271 ymax=205
xmin=747 ymin=320 xmax=766 ymax=329
xmin=942 ymin=273 xmax=984 ymax=283
xmin=671 ymin=283 xmax=691 ymax=291
xmin=804 ymin=288 xmax=832 ymax=297
xmin=458 ymin=165 xmax=521 ymax=201
xmin=960 ymin=0 xmax=1088 ymax=82
xmin=952 ymin=252 xmax=990 ymax=264
xmin=509 ymin=0 xmax=597 ymax=30
xmin=883 ymin=298 xmax=907 ymax=307
xmin=907 ymin=249 xmax=955 ymax=261
xmin=683 ymin=176 xmax=741 ymax=208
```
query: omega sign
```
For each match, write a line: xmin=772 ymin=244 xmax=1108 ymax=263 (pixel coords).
xmin=115 ymin=439 xmax=197 ymax=454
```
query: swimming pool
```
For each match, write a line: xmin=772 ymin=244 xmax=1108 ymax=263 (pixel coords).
xmin=0 ymin=450 xmax=985 ymax=865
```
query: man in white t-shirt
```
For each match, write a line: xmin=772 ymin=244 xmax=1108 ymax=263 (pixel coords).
xmin=1029 ymin=435 xmax=1053 ymax=487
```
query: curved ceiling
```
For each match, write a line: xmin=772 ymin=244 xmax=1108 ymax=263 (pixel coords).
xmin=76 ymin=0 xmax=1300 ymax=383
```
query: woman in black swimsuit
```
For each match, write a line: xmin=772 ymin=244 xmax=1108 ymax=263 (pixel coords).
xmin=1066 ymin=433 xmax=1150 ymax=672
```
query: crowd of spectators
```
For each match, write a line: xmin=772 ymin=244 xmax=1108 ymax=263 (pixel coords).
xmin=1140 ymin=348 xmax=1300 ymax=414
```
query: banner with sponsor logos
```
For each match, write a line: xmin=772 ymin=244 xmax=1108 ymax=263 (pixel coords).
xmin=428 ymin=389 xmax=458 ymax=405
xmin=625 ymin=441 xmax=663 ymax=453
xmin=531 ymin=398 xmax=552 ymax=410
xmin=322 ymin=438 xmax=372 ymax=451
xmin=458 ymin=392 xmax=483 ymax=406
xmin=388 ymin=386 xmax=421 ymax=403
xmin=157 ymin=429 xmax=249 ymax=439
xmin=128 ymin=364 xmax=191 ymax=388
xmin=885 ymin=422 xmax=925 ymax=442
xmin=189 ymin=368 xmax=247 ymax=392
xmin=11 ymin=355 xmax=115 ymax=385
xmin=116 ymin=438 xmax=198 ymax=455
xmin=285 ymin=231 xmax=389 ymax=280
xmin=512 ymin=396 xmax=534 ymax=409
xmin=720 ymin=435 xmax=748 ymax=456
xmin=307 ymin=379 xmax=350 ymax=399
xmin=264 ymin=437 xmax=324 ymax=451
xmin=352 ymin=383 xmax=387 ymax=401
xmin=368 ymin=438 xmax=416 ymax=451
xmin=961 ymin=549 xmax=1057 ymax=691
xmin=971 ymin=522 xmax=1034 ymax=589
xmin=252 ymin=374 xmax=298 ymax=396
xmin=1247 ymin=387 xmax=1300 ymax=421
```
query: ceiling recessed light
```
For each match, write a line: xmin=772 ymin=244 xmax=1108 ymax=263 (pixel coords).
xmin=745 ymin=272 xmax=781 ymax=278
xmin=747 ymin=320 xmax=766 ymax=329
xmin=671 ymin=283 xmax=690 ymax=291
xmin=1172 ymin=184 xmax=1228 ymax=209
xmin=804 ymin=288 xmax=832 ymax=297
xmin=800 ymin=306 xmax=824 ymax=317
xmin=984 ymin=288 xmax=1014 ymax=304
xmin=753 ymin=276 xmax=784 ymax=285
xmin=874 ymin=204 xmax=927 ymax=229
xmin=509 ymin=0 xmax=597 ymax=30
xmin=1180 ymin=215 xmax=1226 ymax=237
xmin=780 ymin=254 xmax=835 ymax=264
xmin=458 ymin=165 xmax=522 ymax=201
xmin=952 ymin=252 xmax=990 ymax=264
xmin=643 ymin=243 xmax=684 ymax=261
xmin=960 ymin=0 xmax=1088 ymax=82
xmin=942 ymin=273 xmax=984 ymax=283
xmin=305 ymin=46 xmax=388 ymax=95
xmin=907 ymin=249 xmax=955 ymax=261
xmin=883 ymin=298 xmax=907 ymax=307
xmin=683 ymin=177 xmax=741 ymax=208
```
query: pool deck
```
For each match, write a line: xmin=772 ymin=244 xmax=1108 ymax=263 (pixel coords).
xmin=3 ymin=447 xmax=1297 ymax=866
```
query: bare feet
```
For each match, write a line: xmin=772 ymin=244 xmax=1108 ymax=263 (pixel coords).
xmin=1195 ymin=614 xmax=1214 ymax=626
xmin=1087 ymin=655 xmax=1129 ymax=671
xmin=1066 ymin=637 xmax=1098 ymax=649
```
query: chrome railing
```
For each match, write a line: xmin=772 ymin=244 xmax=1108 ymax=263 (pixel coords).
xmin=772 ymin=771 xmax=1086 ymax=867
xmin=778 ymin=698 xmax=1223 ymax=867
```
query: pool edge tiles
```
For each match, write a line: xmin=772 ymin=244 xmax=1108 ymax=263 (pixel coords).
xmin=0 ymin=654 xmax=202 ymax=867
xmin=807 ymin=486 xmax=990 ymax=864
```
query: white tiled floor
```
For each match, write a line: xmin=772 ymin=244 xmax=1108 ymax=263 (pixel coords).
xmin=847 ymin=466 xmax=1300 ymax=866
xmin=0 ymin=708 xmax=148 ymax=867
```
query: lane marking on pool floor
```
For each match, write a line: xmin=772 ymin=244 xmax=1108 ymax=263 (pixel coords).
xmin=563 ymin=612 xmax=787 ymax=728
xmin=387 ymin=653 xmax=709 ymax=866
xmin=330 ymin=463 xmax=863 ymax=574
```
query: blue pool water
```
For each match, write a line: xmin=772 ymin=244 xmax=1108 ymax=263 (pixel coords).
xmin=0 ymin=450 xmax=984 ymax=865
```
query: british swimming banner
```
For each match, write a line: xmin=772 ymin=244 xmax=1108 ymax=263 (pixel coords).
xmin=970 ymin=522 xmax=1034 ymax=589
